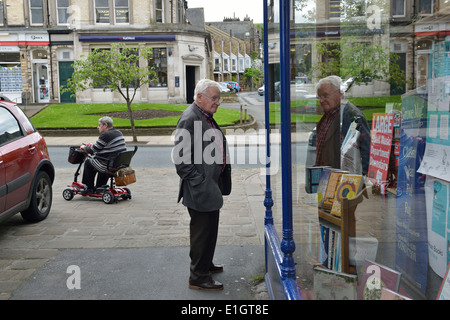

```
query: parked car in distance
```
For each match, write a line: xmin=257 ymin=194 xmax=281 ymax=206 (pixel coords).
xmin=258 ymin=85 xmax=264 ymax=96
xmin=218 ymin=82 xmax=231 ymax=92
xmin=225 ymin=81 xmax=241 ymax=93
xmin=341 ymin=77 xmax=354 ymax=93
xmin=0 ymin=101 xmax=55 ymax=223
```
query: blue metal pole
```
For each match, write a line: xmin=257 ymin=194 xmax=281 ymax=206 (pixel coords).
xmin=263 ymin=0 xmax=273 ymax=227
xmin=279 ymin=0 xmax=296 ymax=280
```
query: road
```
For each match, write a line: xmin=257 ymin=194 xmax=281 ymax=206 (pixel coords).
xmin=48 ymin=91 xmax=311 ymax=170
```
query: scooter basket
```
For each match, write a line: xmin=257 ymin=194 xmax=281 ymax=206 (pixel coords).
xmin=68 ymin=146 xmax=85 ymax=164
xmin=115 ymin=167 xmax=136 ymax=186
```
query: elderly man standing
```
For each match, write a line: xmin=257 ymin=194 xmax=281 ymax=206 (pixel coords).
xmin=173 ymin=79 xmax=231 ymax=291
xmin=315 ymin=75 xmax=371 ymax=175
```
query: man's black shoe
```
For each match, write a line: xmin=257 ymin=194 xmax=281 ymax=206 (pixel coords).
xmin=209 ymin=264 xmax=224 ymax=273
xmin=189 ymin=280 xmax=224 ymax=291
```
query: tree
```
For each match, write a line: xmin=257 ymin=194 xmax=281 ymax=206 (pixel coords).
xmin=243 ymin=67 xmax=262 ymax=90
xmin=61 ymin=43 xmax=158 ymax=142
xmin=310 ymin=36 xmax=408 ymax=91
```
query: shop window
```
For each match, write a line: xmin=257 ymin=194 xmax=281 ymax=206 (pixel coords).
xmin=121 ymin=48 xmax=139 ymax=88
xmin=0 ymin=53 xmax=22 ymax=94
xmin=29 ymin=0 xmax=43 ymax=25
xmin=148 ymin=48 xmax=167 ymax=87
xmin=91 ymin=48 xmax=110 ymax=88
xmin=265 ymin=0 xmax=450 ymax=301
xmin=155 ymin=0 xmax=164 ymax=23
xmin=392 ymin=0 xmax=405 ymax=17
xmin=57 ymin=0 xmax=70 ymax=24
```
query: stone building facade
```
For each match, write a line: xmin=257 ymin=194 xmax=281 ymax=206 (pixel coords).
xmin=0 ymin=0 xmax=211 ymax=104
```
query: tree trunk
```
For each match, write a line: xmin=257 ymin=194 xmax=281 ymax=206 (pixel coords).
xmin=126 ymin=100 xmax=138 ymax=142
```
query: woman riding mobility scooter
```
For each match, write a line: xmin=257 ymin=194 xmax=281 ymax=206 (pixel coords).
xmin=63 ymin=145 xmax=138 ymax=204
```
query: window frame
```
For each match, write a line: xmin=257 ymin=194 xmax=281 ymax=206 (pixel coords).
xmin=155 ymin=0 xmax=164 ymax=23
xmin=94 ymin=0 xmax=111 ymax=24
xmin=392 ymin=0 xmax=406 ymax=17
xmin=57 ymin=0 xmax=70 ymax=25
xmin=114 ymin=0 xmax=129 ymax=24
xmin=329 ymin=0 xmax=341 ymax=19
xmin=30 ymin=0 xmax=44 ymax=25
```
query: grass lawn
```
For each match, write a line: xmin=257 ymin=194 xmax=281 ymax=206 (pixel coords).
xmin=30 ymin=103 xmax=242 ymax=129
xmin=268 ymin=95 xmax=401 ymax=124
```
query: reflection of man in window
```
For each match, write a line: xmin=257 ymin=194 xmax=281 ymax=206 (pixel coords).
xmin=315 ymin=76 xmax=371 ymax=175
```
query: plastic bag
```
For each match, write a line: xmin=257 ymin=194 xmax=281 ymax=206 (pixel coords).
xmin=341 ymin=122 xmax=362 ymax=174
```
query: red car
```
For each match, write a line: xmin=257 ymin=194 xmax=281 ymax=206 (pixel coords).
xmin=0 ymin=101 xmax=54 ymax=223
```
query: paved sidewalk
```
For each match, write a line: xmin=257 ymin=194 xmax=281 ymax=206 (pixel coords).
xmin=0 ymin=103 xmax=274 ymax=300
xmin=0 ymin=162 xmax=269 ymax=300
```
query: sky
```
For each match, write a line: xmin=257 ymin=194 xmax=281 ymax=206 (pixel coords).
xmin=186 ymin=0 xmax=263 ymax=24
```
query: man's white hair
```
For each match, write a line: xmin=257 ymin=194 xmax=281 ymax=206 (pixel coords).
xmin=194 ymin=79 xmax=221 ymax=98
xmin=316 ymin=75 xmax=342 ymax=94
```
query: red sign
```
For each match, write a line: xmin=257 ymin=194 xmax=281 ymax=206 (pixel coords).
xmin=368 ymin=113 xmax=394 ymax=183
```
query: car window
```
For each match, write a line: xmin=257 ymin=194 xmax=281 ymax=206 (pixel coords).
xmin=0 ymin=107 xmax=23 ymax=145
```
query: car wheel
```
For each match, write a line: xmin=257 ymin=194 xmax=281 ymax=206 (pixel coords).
xmin=102 ymin=191 xmax=115 ymax=204
xmin=62 ymin=188 xmax=74 ymax=201
xmin=21 ymin=171 xmax=52 ymax=222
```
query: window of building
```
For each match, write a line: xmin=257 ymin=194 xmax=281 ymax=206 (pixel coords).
xmin=148 ymin=48 xmax=167 ymax=87
xmin=30 ymin=0 xmax=44 ymax=25
xmin=155 ymin=0 xmax=164 ymax=23
xmin=0 ymin=0 xmax=4 ymax=25
xmin=91 ymin=48 xmax=110 ymax=88
xmin=231 ymin=57 xmax=237 ymax=73
xmin=239 ymin=57 xmax=244 ymax=73
xmin=114 ymin=0 xmax=129 ymax=24
xmin=0 ymin=53 xmax=22 ymax=94
xmin=57 ymin=0 xmax=70 ymax=24
xmin=329 ymin=0 xmax=340 ymax=18
xmin=95 ymin=0 xmax=110 ymax=23
xmin=419 ymin=0 xmax=435 ymax=15
xmin=214 ymin=57 xmax=221 ymax=72
xmin=392 ymin=0 xmax=405 ymax=17
xmin=177 ymin=0 xmax=185 ymax=23
xmin=223 ymin=58 xmax=229 ymax=72
xmin=94 ymin=0 xmax=129 ymax=24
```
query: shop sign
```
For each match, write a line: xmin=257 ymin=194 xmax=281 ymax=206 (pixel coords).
xmin=25 ymin=34 xmax=49 ymax=42
xmin=367 ymin=113 xmax=395 ymax=184
xmin=0 ymin=46 xmax=19 ymax=52
xmin=79 ymin=35 xmax=176 ymax=42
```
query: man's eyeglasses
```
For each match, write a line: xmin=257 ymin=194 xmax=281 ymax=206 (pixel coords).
xmin=202 ymin=93 xmax=223 ymax=103
xmin=317 ymin=89 xmax=340 ymax=100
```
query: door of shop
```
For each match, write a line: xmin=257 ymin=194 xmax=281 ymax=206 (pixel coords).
xmin=59 ymin=61 xmax=75 ymax=103
xmin=186 ymin=65 xmax=196 ymax=104
xmin=33 ymin=63 xmax=49 ymax=103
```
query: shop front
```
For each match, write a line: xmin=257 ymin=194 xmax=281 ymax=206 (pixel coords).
xmin=263 ymin=0 xmax=450 ymax=300
xmin=75 ymin=32 xmax=209 ymax=104
xmin=0 ymin=32 xmax=49 ymax=104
